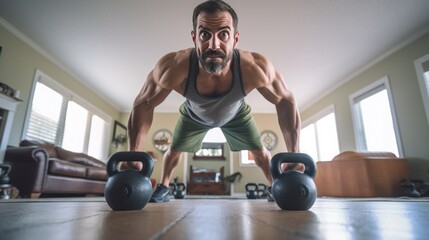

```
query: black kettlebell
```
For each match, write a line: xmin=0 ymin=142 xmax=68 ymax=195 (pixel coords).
xmin=174 ymin=183 xmax=187 ymax=199
xmin=258 ymin=183 xmax=268 ymax=199
xmin=0 ymin=164 xmax=11 ymax=185
xmin=245 ymin=183 xmax=259 ymax=199
xmin=270 ymin=153 xmax=317 ymax=210
xmin=104 ymin=151 xmax=154 ymax=211
xmin=169 ymin=183 xmax=177 ymax=197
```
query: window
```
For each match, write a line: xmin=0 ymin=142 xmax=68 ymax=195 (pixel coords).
xmin=350 ymin=76 xmax=402 ymax=156
xmin=193 ymin=127 xmax=226 ymax=160
xmin=202 ymin=127 xmax=226 ymax=143
xmin=300 ymin=106 xmax=340 ymax=161
xmin=24 ymin=70 xmax=111 ymax=160
xmin=415 ymin=53 xmax=429 ymax=127
xmin=194 ymin=142 xmax=225 ymax=160
xmin=240 ymin=150 xmax=255 ymax=166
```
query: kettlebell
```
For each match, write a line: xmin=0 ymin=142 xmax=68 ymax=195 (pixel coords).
xmin=104 ymin=151 xmax=154 ymax=211
xmin=270 ymin=153 xmax=317 ymax=210
xmin=169 ymin=183 xmax=177 ymax=198
xmin=258 ymin=183 xmax=268 ymax=199
xmin=0 ymin=164 xmax=11 ymax=185
xmin=174 ymin=183 xmax=187 ymax=199
xmin=245 ymin=183 xmax=259 ymax=199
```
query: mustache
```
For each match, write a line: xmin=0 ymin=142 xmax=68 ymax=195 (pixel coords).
xmin=202 ymin=50 xmax=226 ymax=59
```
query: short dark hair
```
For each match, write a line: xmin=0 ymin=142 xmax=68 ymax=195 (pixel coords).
xmin=192 ymin=0 xmax=238 ymax=33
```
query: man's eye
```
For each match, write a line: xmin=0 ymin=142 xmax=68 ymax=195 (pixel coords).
xmin=200 ymin=31 xmax=211 ymax=41
xmin=219 ymin=31 xmax=230 ymax=41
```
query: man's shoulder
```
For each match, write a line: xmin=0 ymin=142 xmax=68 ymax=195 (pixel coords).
xmin=237 ymin=49 xmax=271 ymax=71
xmin=154 ymin=48 xmax=192 ymax=90
xmin=157 ymin=48 xmax=192 ymax=68
xmin=237 ymin=49 xmax=275 ymax=89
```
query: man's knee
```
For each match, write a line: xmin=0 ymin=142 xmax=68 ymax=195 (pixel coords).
xmin=164 ymin=148 xmax=183 ymax=162
xmin=250 ymin=148 xmax=270 ymax=165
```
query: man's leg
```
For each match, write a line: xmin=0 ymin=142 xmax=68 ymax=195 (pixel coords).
xmin=250 ymin=147 xmax=273 ymax=185
xmin=250 ymin=147 xmax=275 ymax=202
xmin=160 ymin=148 xmax=183 ymax=187
xmin=150 ymin=148 xmax=183 ymax=203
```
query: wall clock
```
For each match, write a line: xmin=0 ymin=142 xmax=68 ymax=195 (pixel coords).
xmin=260 ymin=130 xmax=278 ymax=150
xmin=153 ymin=129 xmax=172 ymax=152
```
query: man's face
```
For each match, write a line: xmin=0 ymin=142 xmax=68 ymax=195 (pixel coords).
xmin=192 ymin=11 xmax=239 ymax=75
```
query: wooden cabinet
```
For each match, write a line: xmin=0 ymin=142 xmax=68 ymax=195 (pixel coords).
xmin=187 ymin=165 xmax=226 ymax=195
xmin=187 ymin=182 xmax=226 ymax=195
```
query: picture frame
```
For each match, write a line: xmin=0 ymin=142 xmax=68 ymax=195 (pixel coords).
xmin=112 ymin=121 xmax=127 ymax=147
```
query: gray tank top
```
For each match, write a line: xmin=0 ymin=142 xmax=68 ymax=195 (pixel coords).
xmin=183 ymin=49 xmax=246 ymax=127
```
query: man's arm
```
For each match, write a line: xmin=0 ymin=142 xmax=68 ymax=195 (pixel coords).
xmin=128 ymin=72 xmax=171 ymax=151
xmin=128 ymin=51 xmax=183 ymax=151
xmin=255 ymin=58 xmax=301 ymax=152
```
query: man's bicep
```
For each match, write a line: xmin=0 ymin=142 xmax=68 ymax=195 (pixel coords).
xmin=257 ymin=72 xmax=293 ymax=105
xmin=133 ymin=72 xmax=171 ymax=109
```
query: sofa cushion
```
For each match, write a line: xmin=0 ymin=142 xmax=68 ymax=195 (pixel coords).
xmin=20 ymin=139 xmax=57 ymax=158
xmin=86 ymin=167 xmax=108 ymax=181
xmin=48 ymin=158 xmax=87 ymax=178
xmin=55 ymin=147 xmax=106 ymax=168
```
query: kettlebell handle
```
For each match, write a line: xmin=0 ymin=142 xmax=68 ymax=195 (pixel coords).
xmin=0 ymin=164 xmax=11 ymax=176
xmin=270 ymin=153 xmax=316 ymax=179
xmin=106 ymin=151 xmax=154 ymax=177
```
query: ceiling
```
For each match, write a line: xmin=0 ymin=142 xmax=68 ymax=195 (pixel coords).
xmin=1 ymin=0 xmax=429 ymax=113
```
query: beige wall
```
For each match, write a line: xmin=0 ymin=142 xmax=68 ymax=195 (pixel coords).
xmin=301 ymin=32 xmax=429 ymax=181
xmin=0 ymin=24 xmax=121 ymax=148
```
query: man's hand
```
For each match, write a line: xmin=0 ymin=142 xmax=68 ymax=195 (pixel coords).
xmin=281 ymin=163 xmax=305 ymax=172
xmin=119 ymin=161 xmax=143 ymax=171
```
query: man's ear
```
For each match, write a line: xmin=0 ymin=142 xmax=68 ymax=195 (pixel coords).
xmin=234 ymin=31 xmax=240 ymax=47
xmin=191 ymin=30 xmax=196 ymax=44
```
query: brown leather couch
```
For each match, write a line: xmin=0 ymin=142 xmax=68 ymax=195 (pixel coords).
xmin=5 ymin=139 xmax=108 ymax=198
xmin=314 ymin=151 xmax=410 ymax=197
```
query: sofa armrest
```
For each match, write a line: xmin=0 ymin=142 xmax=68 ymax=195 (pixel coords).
xmin=4 ymin=146 xmax=49 ymax=197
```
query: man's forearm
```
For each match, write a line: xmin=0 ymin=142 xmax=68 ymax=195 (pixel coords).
xmin=276 ymin=99 xmax=301 ymax=152
xmin=127 ymin=106 xmax=154 ymax=151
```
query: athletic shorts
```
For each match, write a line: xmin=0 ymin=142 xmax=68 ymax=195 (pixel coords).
xmin=170 ymin=103 xmax=263 ymax=152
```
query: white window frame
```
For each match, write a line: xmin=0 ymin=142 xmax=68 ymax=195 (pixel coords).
xmin=301 ymin=105 xmax=339 ymax=161
xmin=349 ymin=76 xmax=403 ymax=157
xmin=414 ymin=53 xmax=429 ymax=127
xmin=23 ymin=69 xmax=112 ymax=160
xmin=239 ymin=150 xmax=256 ymax=167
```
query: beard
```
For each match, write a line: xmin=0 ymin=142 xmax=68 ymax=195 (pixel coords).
xmin=198 ymin=49 xmax=233 ymax=74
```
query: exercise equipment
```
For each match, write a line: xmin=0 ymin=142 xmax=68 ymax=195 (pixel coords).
xmin=258 ymin=183 xmax=268 ymax=199
xmin=174 ymin=183 xmax=187 ymax=199
xmin=169 ymin=183 xmax=177 ymax=198
xmin=270 ymin=153 xmax=317 ymax=210
xmin=104 ymin=151 xmax=154 ymax=211
xmin=245 ymin=183 xmax=259 ymax=199
xmin=0 ymin=164 xmax=19 ymax=199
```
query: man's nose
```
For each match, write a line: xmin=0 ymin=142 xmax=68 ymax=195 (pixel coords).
xmin=209 ymin=36 xmax=220 ymax=50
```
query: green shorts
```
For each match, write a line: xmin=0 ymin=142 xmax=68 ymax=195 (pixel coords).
xmin=170 ymin=103 xmax=263 ymax=152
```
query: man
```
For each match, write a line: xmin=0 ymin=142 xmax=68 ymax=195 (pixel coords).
xmin=125 ymin=0 xmax=301 ymax=203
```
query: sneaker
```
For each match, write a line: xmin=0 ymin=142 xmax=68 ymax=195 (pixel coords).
xmin=150 ymin=184 xmax=170 ymax=203
xmin=266 ymin=186 xmax=275 ymax=202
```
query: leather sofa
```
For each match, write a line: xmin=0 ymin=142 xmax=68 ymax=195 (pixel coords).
xmin=5 ymin=139 xmax=108 ymax=198
xmin=314 ymin=151 xmax=410 ymax=197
